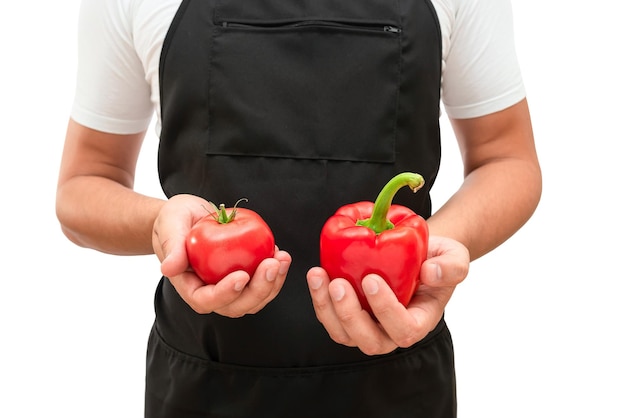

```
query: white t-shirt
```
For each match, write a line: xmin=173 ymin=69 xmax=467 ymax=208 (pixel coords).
xmin=71 ymin=0 xmax=526 ymax=135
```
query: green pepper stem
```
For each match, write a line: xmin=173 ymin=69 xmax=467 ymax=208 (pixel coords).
xmin=356 ymin=172 xmax=425 ymax=234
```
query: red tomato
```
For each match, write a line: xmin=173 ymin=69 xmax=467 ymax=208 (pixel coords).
xmin=186 ymin=204 xmax=275 ymax=285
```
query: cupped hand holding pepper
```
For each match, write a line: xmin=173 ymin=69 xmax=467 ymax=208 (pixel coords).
xmin=307 ymin=235 xmax=469 ymax=355
xmin=152 ymin=194 xmax=292 ymax=317
xmin=308 ymin=173 xmax=470 ymax=355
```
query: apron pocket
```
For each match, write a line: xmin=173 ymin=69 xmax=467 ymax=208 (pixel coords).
xmin=145 ymin=320 xmax=456 ymax=418
xmin=207 ymin=15 xmax=401 ymax=163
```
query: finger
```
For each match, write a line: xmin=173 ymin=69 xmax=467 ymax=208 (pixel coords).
xmin=189 ymin=249 xmax=291 ymax=316
xmin=420 ymin=259 xmax=468 ymax=288
xmin=273 ymin=247 xmax=292 ymax=289
xmin=152 ymin=213 xmax=189 ymax=277
xmin=212 ymin=258 xmax=280 ymax=315
xmin=170 ymin=270 xmax=250 ymax=314
xmin=154 ymin=195 xmax=211 ymax=277
xmin=422 ymin=237 xmax=470 ymax=287
xmin=329 ymin=278 xmax=397 ymax=355
xmin=249 ymin=256 xmax=282 ymax=294
xmin=159 ymin=240 xmax=189 ymax=279
xmin=306 ymin=268 xmax=354 ymax=347
xmin=403 ymin=281 xmax=455 ymax=337
xmin=362 ymin=275 xmax=428 ymax=348
xmin=248 ymin=248 xmax=291 ymax=310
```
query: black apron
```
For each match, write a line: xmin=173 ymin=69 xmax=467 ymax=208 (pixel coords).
xmin=147 ymin=0 xmax=455 ymax=416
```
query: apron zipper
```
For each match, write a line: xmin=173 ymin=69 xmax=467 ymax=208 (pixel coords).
xmin=221 ymin=20 xmax=401 ymax=34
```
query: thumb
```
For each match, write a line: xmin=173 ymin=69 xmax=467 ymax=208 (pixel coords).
xmin=158 ymin=236 xmax=190 ymax=278
xmin=420 ymin=256 xmax=469 ymax=288
xmin=419 ymin=261 xmax=443 ymax=286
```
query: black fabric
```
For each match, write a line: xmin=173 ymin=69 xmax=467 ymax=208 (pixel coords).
xmin=146 ymin=315 xmax=455 ymax=418
xmin=150 ymin=0 xmax=454 ymax=416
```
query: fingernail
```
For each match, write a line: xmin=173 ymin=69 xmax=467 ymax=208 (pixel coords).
xmin=265 ymin=266 xmax=278 ymax=282
xmin=432 ymin=263 xmax=442 ymax=281
xmin=362 ymin=276 xmax=379 ymax=295
xmin=279 ymin=260 xmax=289 ymax=276
xmin=234 ymin=281 xmax=245 ymax=292
xmin=330 ymin=283 xmax=345 ymax=302
xmin=309 ymin=275 xmax=323 ymax=290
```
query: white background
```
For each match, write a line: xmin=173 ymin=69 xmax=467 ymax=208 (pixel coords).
xmin=1 ymin=1 xmax=624 ymax=416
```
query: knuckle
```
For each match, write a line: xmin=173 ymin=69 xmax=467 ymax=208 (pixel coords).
xmin=360 ymin=339 xmax=388 ymax=356
xmin=371 ymin=304 xmax=394 ymax=319
xmin=190 ymin=303 xmax=211 ymax=315
xmin=396 ymin=334 xmax=419 ymax=349
xmin=312 ymin=298 xmax=331 ymax=313
xmin=452 ymin=263 xmax=469 ymax=284
xmin=336 ymin=310 xmax=359 ymax=326
xmin=252 ymin=289 xmax=271 ymax=304
xmin=311 ymin=292 xmax=335 ymax=313
xmin=329 ymin=332 xmax=353 ymax=347
xmin=395 ymin=326 xmax=424 ymax=348
xmin=248 ymin=283 xmax=272 ymax=303
xmin=459 ymin=263 xmax=470 ymax=280
xmin=217 ymin=307 xmax=246 ymax=318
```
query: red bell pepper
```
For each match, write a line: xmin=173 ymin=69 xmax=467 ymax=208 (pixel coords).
xmin=320 ymin=173 xmax=429 ymax=313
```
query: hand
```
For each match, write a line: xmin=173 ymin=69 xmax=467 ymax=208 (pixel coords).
xmin=152 ymin=194 xmax=291 ymax=317
xmin=307 ymin=235 xmax=469 ymax=355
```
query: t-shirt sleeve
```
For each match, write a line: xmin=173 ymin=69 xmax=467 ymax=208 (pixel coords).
xmin=441 ymin=0 xmax=526 ymax=119
xmin=71 ymin=0 xmax=154 ymax=134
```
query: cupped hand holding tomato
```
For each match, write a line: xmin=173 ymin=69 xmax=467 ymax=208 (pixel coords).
xmin=152 ymin=194 xmax=291 ymax=317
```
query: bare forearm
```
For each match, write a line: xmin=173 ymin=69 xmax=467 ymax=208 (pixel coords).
xmin=428 ymin=157 xmax=542 ymax=261
xmin=56 ymin=175 xmax=165 ymax=255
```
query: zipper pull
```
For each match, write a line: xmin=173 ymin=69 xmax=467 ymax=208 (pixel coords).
xmin=384 ymin=25 xmax=401 ymax=34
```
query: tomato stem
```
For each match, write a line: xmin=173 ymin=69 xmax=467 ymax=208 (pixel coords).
xmin=356 ymin=172 xmax=424 ymax=234
xmin=207 ymin=198 xmax=249 ymax=224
